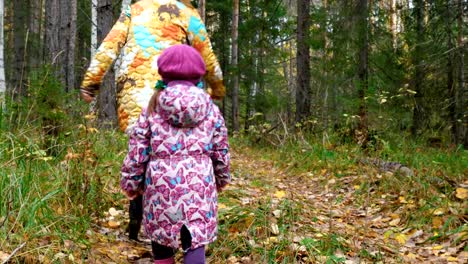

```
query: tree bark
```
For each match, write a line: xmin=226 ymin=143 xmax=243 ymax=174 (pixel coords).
xmin=355 ymin=0 xmax=369 ymax=145
xmin=91 ymin=0 xmax=98 ymax=57
xmin=198 ymin=0 xmax=206 ymax=22
xmin=29 ymin=0 xmax=42 ymax=69
xmin=67 ymin=0 xmax=77 ymax=93
xmin=0 ymin=0 xmax=5 ymax=107
xmin=296 ymin=0 xmax=311 ymax=123
xmin=456 ymin=0 xmax=466 ymax=146
xmin=231 ymin=0 xmax=240 ymax=132
xmin=45 ymin=0 xmax=77 ymax=92
xmin=12 ymin=0 xmax=29 ymax=97
xmin=411 ymin=0 xmax=425 ymax=135
xmin=95 ymin=0 xmax=119 ymax=127
xmin=446 ymin=1 xmax=456 ymax=144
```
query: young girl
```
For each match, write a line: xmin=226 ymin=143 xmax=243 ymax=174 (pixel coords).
xmin=120 ymin=44 xmax=230 ymax=264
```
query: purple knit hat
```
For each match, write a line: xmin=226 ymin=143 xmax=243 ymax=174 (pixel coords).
xmin=157 ymin=44 xmax=206 ymax=85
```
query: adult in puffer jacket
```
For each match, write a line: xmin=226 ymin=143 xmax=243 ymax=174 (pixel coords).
xmin=80 ymin=0 xmax=225 ymax=133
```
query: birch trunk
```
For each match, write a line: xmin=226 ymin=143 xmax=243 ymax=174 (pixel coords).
xmin=91 ymin=0 xmax=97 ymax=57
xmin=0 ymin=0 xmax=5 ymax=107
xmin=231 ymin=0 xmax=240 ymax=132
xmin=122 ymin=0 xmax=131 ymax=10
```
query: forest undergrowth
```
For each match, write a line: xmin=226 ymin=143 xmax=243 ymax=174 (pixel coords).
xmin=0 ymin=109 xmax=467 ymax=263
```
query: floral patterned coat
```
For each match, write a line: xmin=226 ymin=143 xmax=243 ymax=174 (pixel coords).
xmin=81 ymin=0 xmax=225 ymax=133
xmin=121 ymin=81 xmax=230 ymax=249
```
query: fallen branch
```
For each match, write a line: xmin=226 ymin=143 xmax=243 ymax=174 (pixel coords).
xmin=359 ymin=157 xmax=413 ymax=176
xmin=1 ymin=242 xmax=26 ymax=264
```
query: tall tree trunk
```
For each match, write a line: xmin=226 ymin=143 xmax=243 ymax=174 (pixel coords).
xmin=67 ymin=0 xmax=77 ymax=93
xmin=456 ymin=0 xmax=466 ymax=146
xmin=411 ymin=0 xmax=425 ymax=135
xmin=446 ymin=1 xmax=456 ymax=144
xmin=91 ymin=0 xmax=98 ymax=57
xmin=12 ymin=0 xmax=29 ymax=97
xmin=95 ymin=0 xmax=119 ymax=127
xmin=0 ymin=0 xmax=5 ymax=108
xmin=322 ymin=0 xmax=329 ymax=130
xmin=288 ymin=41 xmax=295 ymax=124
xmin=390 ymin=0 xmax=397 ymax=51
xmin=198 ymin=0 xmax=206 ymax=22
xmin=296 ymin=0 xmax=311 ymax=123
xmin=355 ymin=0 xmax=369 ymax=145
xmin=45 ymin=0 xmax=77 ymax=92
xmin=29 ymin=0 xmax=42 ymax=69
xmin=231 ymin=0 xmax=240 ymax=132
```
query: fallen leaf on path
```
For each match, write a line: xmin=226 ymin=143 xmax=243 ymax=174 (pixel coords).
xmin=432 ymin=217 xmax=444 ymax=229
xmin=272 ymin=209 xmax=281 ymax=218
xmin=270 ymin=223 xmax=279 ymax=235
xmin=274 ymin=190 xmax=286 ymax=199
xmin=395 ymin=233 xmax=408 ymax=245
xmin=433 ymin=208 xmax=445 ymax=216
xmin=108 ymin=220 xmax=120 ymax=228
xmin=455 ymin=188 xmax=467 ymax=200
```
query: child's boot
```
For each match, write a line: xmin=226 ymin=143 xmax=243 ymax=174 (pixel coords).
xmin=128 ymin=195 xmax=143 ymax=240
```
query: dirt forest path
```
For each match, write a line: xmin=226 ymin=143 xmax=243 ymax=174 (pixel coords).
xmin=87 ymin=144 xmax=467 ymax=263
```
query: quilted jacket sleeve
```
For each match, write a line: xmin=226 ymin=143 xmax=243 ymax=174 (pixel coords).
xmin=185 ymin=10 xmax=226 ymax=100
xmin=80 ymin=8 xmax=131 ymax=98
xmin=121 ymin=110 xmax=151 ymax=196
xmin=210 ymin=106 xmax=231 ymax=190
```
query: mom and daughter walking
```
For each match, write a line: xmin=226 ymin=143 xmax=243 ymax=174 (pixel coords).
xmin=80 ymin=1 xmax=230 ymax=263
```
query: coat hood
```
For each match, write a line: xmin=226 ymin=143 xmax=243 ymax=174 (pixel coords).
xmin=157 ymin=81 xmax=212 ymax=128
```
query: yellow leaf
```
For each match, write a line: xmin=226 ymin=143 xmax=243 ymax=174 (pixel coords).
xmin=383 ymin=230 xmax=393 ymax=240
xmin=433 ymin=208 xmax=445 ymax=216
xmin=395 ymin=233 xmax=408 ymax=245
xmin=353 ymin=185 xmax=360 ymax=190
xmin=84 ymin=114 xmax=96 ymax=120
xmin=432 ymin=245 xmax=443 ymax=250
xmin=218 ymin=203 xmax=227 ymax=210
xmin=274 ymin=190 xmax=286 ymax=199
xmin=432 ymin=217 xmax=444 ymax=229
xmin=399 ymin=196 xmax=408 ymax=204
xmin=87 ymin=127 xmax=99 ymax=133
xmin=446 ymin=257 xmax=458 ymax=262
xmin=455 ymin=188 xmax=468 ymax=200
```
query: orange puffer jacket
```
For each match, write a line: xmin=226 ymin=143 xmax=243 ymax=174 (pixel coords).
xmin=80 ymin=0 xmax=225 ymax=133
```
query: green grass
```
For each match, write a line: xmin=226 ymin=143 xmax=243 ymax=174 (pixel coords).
xmin=0 ymin=100 xmax=128 ymax=262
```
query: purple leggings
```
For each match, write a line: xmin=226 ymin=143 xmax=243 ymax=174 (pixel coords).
xmin=152 ymin=225 xmax=205 ymax=263
xmin=152 ymin=242 xmax=205 ymax=264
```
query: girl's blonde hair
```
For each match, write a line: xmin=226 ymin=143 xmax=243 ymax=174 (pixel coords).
xmin=147 ymin=90 xmax=162 ymax=115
